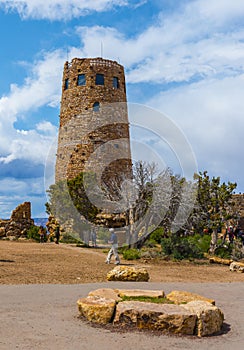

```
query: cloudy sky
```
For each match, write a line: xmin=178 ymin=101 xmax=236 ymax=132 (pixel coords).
xmin=0 ymin=0 xmax=243 ymax=218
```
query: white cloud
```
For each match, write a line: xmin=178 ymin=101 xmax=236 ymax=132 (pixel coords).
xmin=147 ymin=74 xmax=244 ymax=190
xmin=75 ymin=0 xmax=244 ymax=84
xmin=0 ymin=0 xmax=128 ymax=20
xmin=0 ymin=50 xmax=66 ymax=164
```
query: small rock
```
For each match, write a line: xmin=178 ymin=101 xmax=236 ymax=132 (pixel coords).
xmin=230 ymin=261 xmax=244 ymax=273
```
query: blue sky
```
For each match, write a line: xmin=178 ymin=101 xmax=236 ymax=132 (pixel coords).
xmin=0 ymin=0 xmax=244 ymax=218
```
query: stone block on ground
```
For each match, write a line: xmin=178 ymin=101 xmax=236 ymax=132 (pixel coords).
xmin=209 ymin=256 xmax=232 ymax=265
xmin=117 ymin=289 xmax=165 ymax=298
xmin=229 ymin=261 xmax=244 ymax=273
xmin=107 ymin=266 xmax=149 ymax=281
xmin=77 ymin=295 xmax=116 ymax=324
xmin=166 ymin=290 xmax=215 ymax=305
xmin=113 ymin=301 xmax=196 ymax=335
xmin=182 ymin=300 xmax=224 ymax=336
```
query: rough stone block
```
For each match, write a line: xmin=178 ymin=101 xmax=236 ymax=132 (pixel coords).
xmin=113 ymin=301 xmax=196 ymax=335
xmin=77 ymin=295 xmax=116 ymax=324
xmin=230 ymin=261 xmax=244 ymax=273
xmin=182 ymin=300 xmax=224 ymax=336
xmin=107 ymin=266 xmax=149 ymax=281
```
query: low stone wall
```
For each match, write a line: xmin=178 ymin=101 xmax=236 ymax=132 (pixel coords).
xmin=77 ymin=288 xmax=224 ymax=337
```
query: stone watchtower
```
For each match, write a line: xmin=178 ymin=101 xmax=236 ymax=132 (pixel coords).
xmin=55 ymin=57 xmax=132 ymax=190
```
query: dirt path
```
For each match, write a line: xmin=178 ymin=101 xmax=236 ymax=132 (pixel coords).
xmin=1 ymin=241 xmax=244 ymax=284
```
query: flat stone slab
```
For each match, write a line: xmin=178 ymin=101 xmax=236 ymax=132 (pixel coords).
xmin=116 ymin=289 xmax=165 ymax=298
xmin=88 ymin=288 xmax=122 ymax=301
xmin=107 ymin=266 xmax=149 ymax=281
xmin=166 ymin=290 xmax=215 ymax=305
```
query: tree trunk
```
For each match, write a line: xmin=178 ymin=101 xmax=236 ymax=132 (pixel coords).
xmin=209 ymin=228 xmax=218 ymax=255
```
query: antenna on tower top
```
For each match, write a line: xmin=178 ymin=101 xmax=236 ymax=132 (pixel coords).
xmin=101 ymin=41 xmax=103 ymax=58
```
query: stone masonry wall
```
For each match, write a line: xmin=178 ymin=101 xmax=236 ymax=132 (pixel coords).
xmin=0 ymin=202 xmax=34 ymax=238
xmin=55 ymin=57 xmax=132 ymax=184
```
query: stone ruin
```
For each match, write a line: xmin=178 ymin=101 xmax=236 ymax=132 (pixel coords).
xmin=0 ymin=202 xmax=34 ymax=239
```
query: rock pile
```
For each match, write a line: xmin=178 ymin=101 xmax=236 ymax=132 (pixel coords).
xmin=77 ymin=288 xmax=224 ymax=337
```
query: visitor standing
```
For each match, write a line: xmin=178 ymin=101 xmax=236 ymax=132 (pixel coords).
xmin=91 ymin=228 xmax=97 ymax=247
xmin=106 ymin=228 xmax=120 ymax=265
xmin=55 ymin=225 xmax=60 ymax=244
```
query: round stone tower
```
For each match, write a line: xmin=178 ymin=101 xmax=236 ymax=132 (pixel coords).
xmin=55 ymin=57 xmax=132 ymax=188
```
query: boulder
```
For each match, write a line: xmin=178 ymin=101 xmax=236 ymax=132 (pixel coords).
xmin=117 ymin=289 xmax=165 ymax=298
xmin=113 ymin=301 xmax=196 ymax=335
xmin=182 ymin=300 xmax=224 ymax=336
xmin=0 ymin=226 xmax=6 ymax=237
xmin=88 ymin=288 xmax=122 ymax=301
xmin=229 ymin=261 xmax=244 ymax=273
xmin=107 ymin=266 xmax=149 ymax=281
xmin=77 ymin=295 xmax=116 ymax=324
xmin=166 ymin=290 xmax=215 ymax=305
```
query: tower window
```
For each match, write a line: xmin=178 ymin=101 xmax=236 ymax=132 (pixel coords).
xmin=113 ymin=77 xmax=119 ymax=89
xmin=64 ymin=78 xmax=69 ymax=90
xmin=93 ymin=102 xmax=100 ymax=112
xmin=95 ymin=74 xmax=104 ymax=85
xmin=77 ymin=74 xmax=86 ymax=86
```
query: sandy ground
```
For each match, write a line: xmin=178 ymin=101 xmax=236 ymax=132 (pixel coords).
xmin=0 ymin=241 xmax=244 ymax=349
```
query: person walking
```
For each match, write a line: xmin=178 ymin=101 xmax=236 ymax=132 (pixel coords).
xmin=106 ymin=228 xmax=120 ymax=265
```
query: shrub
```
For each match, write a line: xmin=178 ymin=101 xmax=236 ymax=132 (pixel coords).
xmin=122 ymin=248 xmax=141 ymax=260
xmin=60 ymin=233 xmax=82 ymax=244
xmin=188 ymin=234 xmax=211 ymax=253
xmin=161 ymin=234 xmax=204 ymax=260
xmin=26 ymin=226 xmax=41 ymax=242
xmin=148 ymin=227 xmax=164 ymax=245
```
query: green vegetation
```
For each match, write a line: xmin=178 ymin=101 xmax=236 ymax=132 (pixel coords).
xmin=122 ymin=248 xmax=141 ymax=260
xmin=161 ymin=234 xmax=204 ymax=260
xmin=60 ymin=233 xmax=83 ymax=244
xmin=26 ymin=226 xmax=42 ymax=242
xmin=120 ymin=295 xmax=174 ymax=304
xmin=45 ymin=165 xmax=241 ymax=261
